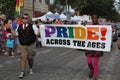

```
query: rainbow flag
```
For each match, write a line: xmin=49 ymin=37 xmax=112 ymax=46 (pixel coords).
xmin=20 ymin=0 xmax=24 ymax=7
xmin=15 ymin=0 xmax=24 ymax=16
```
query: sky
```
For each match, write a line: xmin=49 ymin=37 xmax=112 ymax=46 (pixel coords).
xmin=50 ymin=0 xmax=54 ymax=4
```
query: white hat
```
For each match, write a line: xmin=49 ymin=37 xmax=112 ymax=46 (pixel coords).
xmin=0 ymin=14 xmax=6 ymax=20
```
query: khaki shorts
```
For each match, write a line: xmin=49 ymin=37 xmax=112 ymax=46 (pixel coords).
xmin=18 ymin=42 xmax=36 ymax=59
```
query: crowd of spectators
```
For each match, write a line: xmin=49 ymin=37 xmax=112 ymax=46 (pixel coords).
xmin=0 ymin=13 xmax=87 ymax=57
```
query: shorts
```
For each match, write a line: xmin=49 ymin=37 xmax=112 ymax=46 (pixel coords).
xmin=18 ymin=42 xmax=36 ymax=59
xmin=14 ymin=37 xmax=19 ymax=44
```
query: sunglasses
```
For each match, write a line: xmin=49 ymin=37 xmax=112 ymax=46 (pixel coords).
xmin=22 ymin=17 xmax=29 ymax=19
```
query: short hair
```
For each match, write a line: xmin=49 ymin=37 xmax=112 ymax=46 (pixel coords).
xmin=3 ymin=19 xmax=9 ymax=25
xmin=91 ymin=14 xmax=99 ymax=18
xmin=22 ymin=13 xmax=30 ymax=18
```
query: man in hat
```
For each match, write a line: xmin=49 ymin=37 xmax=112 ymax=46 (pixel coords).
xmin=0 ymin=14 xmax=6 ymax=25
xmin=0 ymin=14 xmax=6 ymax=20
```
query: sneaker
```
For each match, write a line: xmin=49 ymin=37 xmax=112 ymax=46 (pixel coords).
xmin=2 ymin=50 xmax=5 ymax=53
xmin=0 ymin=53 xmax=3 ymax=56
xmin=18 ymin=72 xmax=25 ymax=78
xmin=89 ymin=71 xmax=93 ymax=78
xmin=12 ymin=52 xmax=15 ymax=55
xmin=93 ymin=78 xmax=97 ymax=80
xmin=4 ymin=51 xmax=8 ymax=55
xmin=29 ymin=69 xmax=33 ymax=75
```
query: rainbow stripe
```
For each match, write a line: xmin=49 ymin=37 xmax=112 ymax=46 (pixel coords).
xmin=15 ymin=0 xmax=24 ymax=16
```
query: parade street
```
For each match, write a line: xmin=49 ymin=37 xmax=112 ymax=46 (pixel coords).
xmin=0 ymin=42 xmax=120 ymax=80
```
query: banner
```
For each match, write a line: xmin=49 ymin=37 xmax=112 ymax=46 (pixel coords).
xmin=15 ymin=0 xmax=24 ymax=16
xmin=40 ymin=25 xmax=112 ymax=51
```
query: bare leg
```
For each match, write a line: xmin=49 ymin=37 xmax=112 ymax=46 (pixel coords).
xmin=28 ymin=57 xmax=34 ymax=74
xmin=20 ymin=56 xmax=27 ymax=72
xmin=8 ymin=48 xmax=12 ymax=56
xmin=28 ymin=58 xmax=33 ymax=68
xmin=18 ymin=55 xmax=27 ymax=78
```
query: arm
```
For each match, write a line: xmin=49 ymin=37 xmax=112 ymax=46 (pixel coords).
xmin=9 ymin=26 xmax=18 ymax=37
xmin=33 ymin=24 xmax=40 ymax=36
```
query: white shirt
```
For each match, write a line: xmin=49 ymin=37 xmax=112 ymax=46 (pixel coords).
xmin=16 ymin=24 xmax=38 ymax=36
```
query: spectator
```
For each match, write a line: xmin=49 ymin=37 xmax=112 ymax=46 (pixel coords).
xmin=2 ymin=19 xmax=12 ymax=54
xmin=55 ymin=19 xmax=63 ymax=25
xmin=45 ymin=18 xmax=51 ymax=24
xmin=12 ymin=17 xmax=20 ymax=53
xmin=81 ymin=21 xmax=87 ymax=26
xmin=0 ymin=26 xmax=4 ymax=56
xmin=35 ymin=20 xmax=42 ymax=47
xmin=6 ymin=33 xmax=14 ymax=57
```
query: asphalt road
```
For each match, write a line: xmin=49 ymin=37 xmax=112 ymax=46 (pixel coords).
xmin=0 ymin=42 xmax=120 ymax=80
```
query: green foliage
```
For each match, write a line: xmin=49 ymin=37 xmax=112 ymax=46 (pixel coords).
xmin=81 ymin=0 xmax=120 ymax=21
xmin=51 ymin=0 xmax=120 ymax=22
xmin=0 ymin=0 xmax=16 ymax=19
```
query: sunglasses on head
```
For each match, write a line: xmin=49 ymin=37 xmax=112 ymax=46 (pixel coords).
xmin=22 ymin=17 xmax=28 ymax=19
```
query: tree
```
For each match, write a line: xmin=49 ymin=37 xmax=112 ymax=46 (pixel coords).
xmin=51 ymin=0 xmax=120 ymax=21
xmin=81 ymin=0 xmax=120 ymax=21
xmin=115 ymin=0 xmax=120 ymax=13
xmin=50 ymin=0 xmax=65 ymax=13
xmin=50 ymin=0 xmax=86 ymax=13
xmin=0 ymin=0 xmax=16 ymax=19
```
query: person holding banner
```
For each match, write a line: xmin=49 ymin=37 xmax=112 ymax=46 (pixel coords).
xmin=10 ymin=13 xmax=39 ymax=78
xmin=85 ymin=15 xmax=103 ymax=80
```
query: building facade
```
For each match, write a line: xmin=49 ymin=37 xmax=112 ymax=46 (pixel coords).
xmin=21 ymin=0 xmax=49 ymax=18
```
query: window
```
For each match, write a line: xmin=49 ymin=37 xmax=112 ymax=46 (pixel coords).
xmin=39 ymin=0 xmax=42 ymax=3
xmin=45 ymin=0 xmax=49 ymax=4
xmin=35 ymin=0 xmax=42 ymax=2
xmin=35 ymin=0 xmax=39 ymax=2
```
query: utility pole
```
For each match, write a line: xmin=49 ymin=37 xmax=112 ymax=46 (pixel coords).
xmin=66 ymin=0 xmax=68 ymax=14
xmin=66 ymin=0 xmax=71 ymax=20
xmin=48 ymin=0 xmax=50 ymax=11
xmin=33 ymin=0 xmax=35 ymax=17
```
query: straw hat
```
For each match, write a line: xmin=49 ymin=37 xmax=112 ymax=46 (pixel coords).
xmin=0 ymin=14 xmax=6 ymax=20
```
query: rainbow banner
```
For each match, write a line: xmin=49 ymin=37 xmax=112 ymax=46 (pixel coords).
xmin=40 ymin=25 xmax=112 ymax=52
xmin=15 ymin=0 xmax=24 ymax=16
xmin=20 ymin=0 xmax=24 ymax=7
